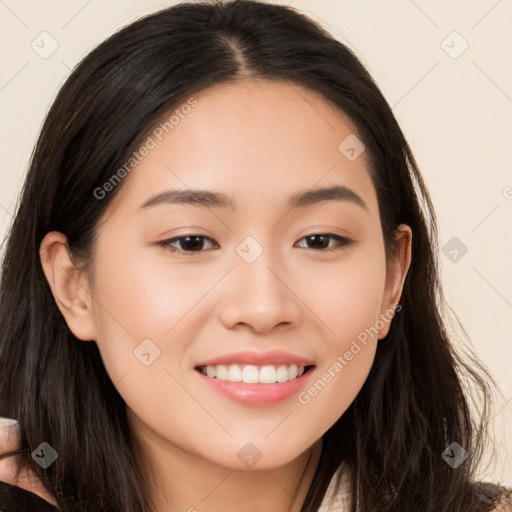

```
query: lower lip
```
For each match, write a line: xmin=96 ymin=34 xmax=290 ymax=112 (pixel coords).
xmin=195 ymin=367 xmax=315 ymax=406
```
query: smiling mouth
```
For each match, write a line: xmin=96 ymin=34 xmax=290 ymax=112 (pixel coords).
xmin=195 ymin=364 xmax=315 ymax=384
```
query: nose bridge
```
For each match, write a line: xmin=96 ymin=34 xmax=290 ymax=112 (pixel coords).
xmin=239 ymin=245 xmax=281 ymax=297
xmin=217 ymin=234 xmax=302 ymax=332
xmin=235 ymin=234 xmax=287 ymax=303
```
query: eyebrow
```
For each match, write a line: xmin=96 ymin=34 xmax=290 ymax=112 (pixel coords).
xmin=138 ymin=185 xmax=368 ymax=212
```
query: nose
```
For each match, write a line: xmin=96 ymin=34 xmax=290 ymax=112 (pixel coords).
xmin=217 ymin=250 xmax=303 ymax=334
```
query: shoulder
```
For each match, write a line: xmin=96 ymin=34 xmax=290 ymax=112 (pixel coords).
xmin=318 ymin=470 xmax=512 ymax=512
xmin=489 ymin=503 xmax=512 ymax=512
xmin=477 ymin=482 xmax=512 ymax=512
xmin=318 ymin=463 xmax=352 ymax=511
xmin=478 ymin=485 xmax=512 ymax=512
xmin=490 ymin=495 xmax=512 ymax=512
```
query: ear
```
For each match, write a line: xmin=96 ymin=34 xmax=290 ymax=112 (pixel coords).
xmin=378 ymin=224 xmax=412 ymax=339
xmin=39 ymin=231 xmax=97 ymax=341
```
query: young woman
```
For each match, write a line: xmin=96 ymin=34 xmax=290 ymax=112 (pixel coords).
xmin=0 ymin=1 xmax=510 ymax=511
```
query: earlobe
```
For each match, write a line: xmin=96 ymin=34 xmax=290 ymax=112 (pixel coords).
xmin=39 ymin=231 xmax=96 ymax=341
xmin=378 ymin=224 xmax=412 ymax=339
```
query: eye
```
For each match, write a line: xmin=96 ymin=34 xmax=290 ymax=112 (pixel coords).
xmin=157 ymin=233 xmax=352 ymax=256
xmin=157 ymin=235 xmax=218 ymax=255
xmin=294 ymin=233 xmax=353 ymax=252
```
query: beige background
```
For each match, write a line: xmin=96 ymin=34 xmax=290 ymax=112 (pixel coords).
xmin=0 ymin=0 xmax=510 ymax=486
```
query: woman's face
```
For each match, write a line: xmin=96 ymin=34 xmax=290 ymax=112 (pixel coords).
xmin=48 ymin=79 xmax=411 ymax=470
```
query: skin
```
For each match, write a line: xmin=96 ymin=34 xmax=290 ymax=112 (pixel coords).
xmin=36 ymin=79 xmax=412 ymax=511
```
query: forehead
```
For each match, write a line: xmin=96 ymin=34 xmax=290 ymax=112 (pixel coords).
xmin=105 ymin=79 xmax=378 ymax=218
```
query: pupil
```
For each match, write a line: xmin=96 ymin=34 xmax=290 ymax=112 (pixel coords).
xmin=308 ymin=235 xmax=328 ymax=249
xmin=183 ymin=236 xmax=203 ymax=251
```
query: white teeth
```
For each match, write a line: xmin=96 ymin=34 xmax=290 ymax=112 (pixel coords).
xmin=199 ymin=364 xmax=307 ymax=384
xmin=216 ymin=365 xmax=228 ymax=380
xmin=242 ymin=365 xmax=259 ymax=383
xmin=259 ymin=365 xmax=276 ymax=384
xmin=276 ymin=365 xmax=289 ymax=382
xmin=227 ymin=364 xmax=242 ymax=382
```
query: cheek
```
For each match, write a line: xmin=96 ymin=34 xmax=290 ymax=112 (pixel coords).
xmin=301 ymin=249 xmax=387 ymax=346
xmin=292 ymin=249 xmax=385 ymax=420
xmin=294 ymin=268 xmax=384 ymax=428
xmin=90 ymin=240 xmax=211 ymax=338
xmin=87 ymin=237 xmax=221 ymax=385
xmin=87 ymin=243 xmax=201 ymax=432
xmin=296 ymin=340 xmax=376 ymax=434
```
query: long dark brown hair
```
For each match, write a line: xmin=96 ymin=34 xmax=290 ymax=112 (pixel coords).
xmin=0 ymin=1 xmax=510 ymax=510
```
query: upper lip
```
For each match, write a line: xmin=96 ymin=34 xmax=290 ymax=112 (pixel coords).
xmin=195 ymin=350 xmax=315 ymax=368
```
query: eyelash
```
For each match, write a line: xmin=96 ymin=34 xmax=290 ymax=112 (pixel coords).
xmin=157 ymin=233 xmax=353 ymax=256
